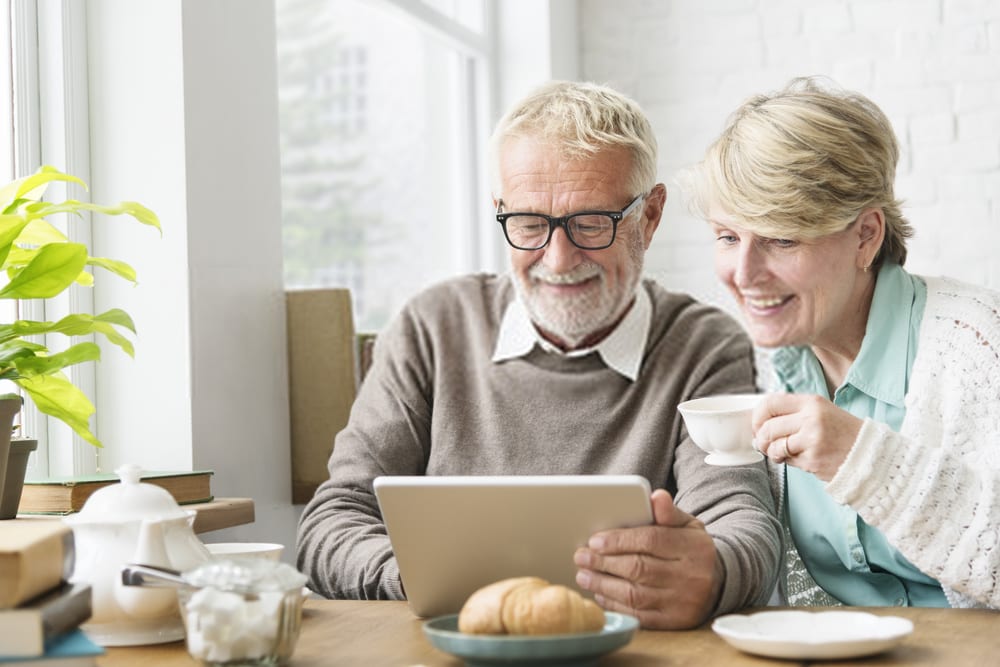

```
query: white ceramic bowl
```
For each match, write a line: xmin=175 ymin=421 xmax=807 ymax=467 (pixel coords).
xmin=677 ymin=394 xmax=764 ymax=466
xmin=204 ymin=542 xmax=284 ymax=561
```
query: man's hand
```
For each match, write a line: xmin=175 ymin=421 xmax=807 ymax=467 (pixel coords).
xmin=573 ymin=489 xmax=723 ymax=629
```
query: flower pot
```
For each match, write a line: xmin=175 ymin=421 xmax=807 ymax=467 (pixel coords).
xmin=0 ymin=396 xmax=28 ymax=520
xmin=1 ymin=439 xmax=38 ymax=519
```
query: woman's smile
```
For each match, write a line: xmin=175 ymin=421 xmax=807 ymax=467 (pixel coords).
xmin=742 ymin=293 xmax=794 ymax=313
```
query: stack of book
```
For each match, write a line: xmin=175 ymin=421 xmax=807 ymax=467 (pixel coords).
xmin=16 ymin=469 xmax=214 ymax=515
xmin=0 ymin=520 xmax=103 ymax=666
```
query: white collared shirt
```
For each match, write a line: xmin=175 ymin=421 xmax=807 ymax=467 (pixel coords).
xmin=491 ymin=285 xmax=651 ymax=381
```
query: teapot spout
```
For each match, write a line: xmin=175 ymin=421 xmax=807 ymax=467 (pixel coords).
xmin=115 ymin=518 xmax=176 ymax=619
xmin=133 ymin=518 xmax=171 ymax=568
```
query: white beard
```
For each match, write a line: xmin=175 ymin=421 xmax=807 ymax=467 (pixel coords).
xmin=513 ymin=234 xmax=644 ymax=348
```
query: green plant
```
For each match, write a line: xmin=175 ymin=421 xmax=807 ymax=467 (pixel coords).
xmin=0 ymin=165 xmax=160 ymax=447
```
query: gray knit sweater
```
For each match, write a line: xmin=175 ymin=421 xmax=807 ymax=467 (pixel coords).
xmin=297 ymin=274 xmax=781 ymax=616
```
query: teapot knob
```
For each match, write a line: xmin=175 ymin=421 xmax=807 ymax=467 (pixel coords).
xmin=116 ymin=463 xmax=143 ymax=485
xmin=115 ymin=518 xmax=176 ymax=619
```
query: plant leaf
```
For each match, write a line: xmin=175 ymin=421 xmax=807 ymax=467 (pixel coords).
xmin=15 ymin=373 xmax=101 ymax=447
xmin=0 ymin=165 xmax=158 ymax=449
xmin=92 ymin=322 xmax=135 ymax=357
xmin=0 ymin=166 xmax=86 ymax=214
xmin=31 ymin=200 xmax=162 ymax=234
xmin=86 ymin=256 xmax=137 ymax=283
xmin=13 ymin=167 xmax=86 ymax=201
xmin=75 ymin=270 xmax=95 ymax=287
xmin=0 ymin=312 xmax=136 ymax=355
xmin=0 ymin=341 xmax=41 ymax=371
xmin=2 ymin=318 xmax=84 ymax=338
xmin=0 ymin=243 xmax=87 ymax=298
xmin=12 ymin=342 xmax=101 ymax=376
xmin=94 ymin=308 xmax=137 ymax=332
xmin=16 ymin=217 xmax=70 ymax=246
xmin=0 ymin=337 xmax=46 ymax=353
xmin=0 ymin=215 xmax=30 ymax=266
xmin=3 ymin=245 xmax=37 ymax=269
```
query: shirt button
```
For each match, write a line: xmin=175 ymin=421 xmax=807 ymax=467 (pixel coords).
xmin=852 ymin=552 xmax=864 ymax=564
xmin=894 ymin=598 xmax=905 ymax=606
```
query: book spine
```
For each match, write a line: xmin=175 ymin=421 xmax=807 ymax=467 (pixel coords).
xmin=0 ymin=584 xmax=92 ymax=657
xmin=40 ymin=584 xmax=92 ymax=644
xmin=0 ymin=528 xmax=74 ymax=609
xmin=19 ymin=471 xmax=214 ymax=513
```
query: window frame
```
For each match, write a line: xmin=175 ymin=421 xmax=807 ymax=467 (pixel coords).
xmin=7 ymin=0 xmax=101 ymax=477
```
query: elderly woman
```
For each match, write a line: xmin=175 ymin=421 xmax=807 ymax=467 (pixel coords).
xmin=683 ymin=76 xmax=1000 ymax=609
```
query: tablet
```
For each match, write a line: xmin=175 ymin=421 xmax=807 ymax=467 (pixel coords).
xmin=373 ymin=474 xmax=653 ymax=618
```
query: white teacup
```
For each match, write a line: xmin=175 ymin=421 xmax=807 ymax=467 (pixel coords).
xmin=204 ymin=542 xmax=284 ymax=561
xmin=677 ymin=394 xmax=764 ymax=466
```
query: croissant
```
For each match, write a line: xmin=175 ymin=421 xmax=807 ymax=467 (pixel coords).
xmin=457 ymin=577 xmax=605 ymax=635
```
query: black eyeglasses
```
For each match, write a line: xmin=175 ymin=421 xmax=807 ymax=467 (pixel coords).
xmin=496 ymin=194 xmax=646 ymax=251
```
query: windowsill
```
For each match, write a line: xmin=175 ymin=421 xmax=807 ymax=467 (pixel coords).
xmin=16 ymin=497 xmax=255 ymax=534
xmin=187 ymin=497 xmax=256 ymax=534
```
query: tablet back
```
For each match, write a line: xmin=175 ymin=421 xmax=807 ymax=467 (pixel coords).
xmin=373 ymin=474 xmax=653 ymax=618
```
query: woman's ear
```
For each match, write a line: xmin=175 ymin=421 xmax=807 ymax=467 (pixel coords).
xmin=856 ymin=208 xmax=885 ymax=269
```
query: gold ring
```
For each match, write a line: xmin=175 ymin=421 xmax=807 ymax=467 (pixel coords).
xmin=782 ymin=436 xmax=791 ymax=459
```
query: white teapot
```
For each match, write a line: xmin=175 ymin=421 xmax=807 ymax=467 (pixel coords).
xmin=64 ymin=463 xmax=212 ymax=646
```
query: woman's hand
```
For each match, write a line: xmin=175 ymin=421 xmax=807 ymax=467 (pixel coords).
xmin=751 ymin=394 xmax=864 ymax=482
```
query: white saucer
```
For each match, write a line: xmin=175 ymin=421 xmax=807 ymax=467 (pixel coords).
xmin=712 ymin=610 xmax=913 ymax=660
xmin=704 ymin=450 xmax=763 ymax=466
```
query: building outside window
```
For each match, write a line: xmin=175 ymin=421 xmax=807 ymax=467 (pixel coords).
xmin=275 ymin=0 xmax=498 ymax=334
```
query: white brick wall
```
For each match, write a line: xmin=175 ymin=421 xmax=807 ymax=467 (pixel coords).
xmin=580 ymin=0 xmax=1000 ymax=315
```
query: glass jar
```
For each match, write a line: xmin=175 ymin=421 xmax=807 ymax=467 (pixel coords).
xmin=177 ymin=558 xmax=307 ymax=666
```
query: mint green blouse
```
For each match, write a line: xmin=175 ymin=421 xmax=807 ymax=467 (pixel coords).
xmin=771 ymin=263 xmax=947 ymax=607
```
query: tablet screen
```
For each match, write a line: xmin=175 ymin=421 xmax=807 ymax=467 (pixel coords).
xmin=374 ymin=474 xmax=653 ymax=617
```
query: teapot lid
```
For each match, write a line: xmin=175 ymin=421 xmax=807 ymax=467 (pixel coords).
xmin=67 ymin=463 xmax=190 ymax=523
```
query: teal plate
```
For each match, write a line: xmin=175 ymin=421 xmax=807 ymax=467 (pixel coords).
xmin=423 ymin=612 xmax=639 ymax=666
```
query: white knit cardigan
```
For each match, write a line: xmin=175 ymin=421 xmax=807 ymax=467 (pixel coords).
xmin=773 ymin=275 xmax=1000 ymax=608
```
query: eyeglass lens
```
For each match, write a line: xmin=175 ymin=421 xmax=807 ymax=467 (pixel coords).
xmin=505 ymin=214 xmax=615 ymax=250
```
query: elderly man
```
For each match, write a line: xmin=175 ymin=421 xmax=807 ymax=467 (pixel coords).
xmin=297 ymin=81 xmax=780 ymax=629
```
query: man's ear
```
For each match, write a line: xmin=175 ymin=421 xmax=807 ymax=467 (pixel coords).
xmin=641 ymin=183 xmax=667 ymax=248
xmin=856 ymin=208 xmax=885 ymax=269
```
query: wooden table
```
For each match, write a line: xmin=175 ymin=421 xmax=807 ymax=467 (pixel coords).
xmin=98 ymin=600 xmax=1000 ymax=666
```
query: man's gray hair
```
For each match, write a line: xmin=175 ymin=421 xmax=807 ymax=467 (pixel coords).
xmin=489 ymin=81 xmax=657 ymax=199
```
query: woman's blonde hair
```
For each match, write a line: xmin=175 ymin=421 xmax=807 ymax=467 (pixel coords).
xmin=683 ymin=76 xmax=912 ymax=266
xmin=489 ymin=81 xmax=657 ymax=198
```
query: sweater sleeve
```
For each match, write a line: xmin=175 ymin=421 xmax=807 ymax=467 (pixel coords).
xmin=826 ymin=418 xmax=1000 ymax=608
xmin=296 ymin=303 xmax=433 ymax=600
xmin=825 ymin=277 xmax=1000 ymax=608
xmin=671 ymin=318 xmax=782 ymax=615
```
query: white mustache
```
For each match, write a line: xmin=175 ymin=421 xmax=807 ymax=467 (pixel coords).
xmin=528 ymin=263 xmax=602 ymax=285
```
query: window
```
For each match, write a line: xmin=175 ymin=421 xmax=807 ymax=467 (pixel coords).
xmin=4 ymin=0 xmax=100 ymax=477
xmin=1 ymin=3 xmax=13 ymax=184
xmin=3 ymin=0 xmax=39 ymax=464
xmin=275 ymin=0 xmax=498 ymax=333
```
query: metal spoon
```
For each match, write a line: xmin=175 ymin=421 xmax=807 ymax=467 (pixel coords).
xmin=121 ymin=563 xmax=193 ymax=589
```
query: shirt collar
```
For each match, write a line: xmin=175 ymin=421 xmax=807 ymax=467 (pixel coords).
xmin=492 ymin=284 xmax=651 ymax=381
xmin=841 ymin=262 xmax=914 ymax=407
